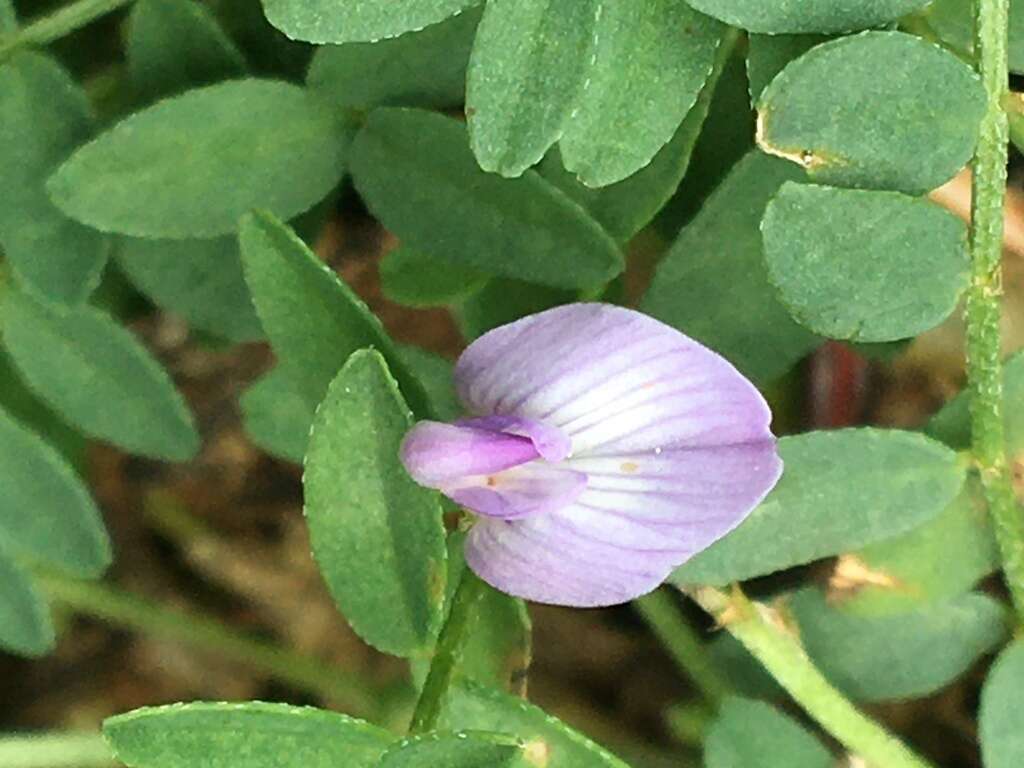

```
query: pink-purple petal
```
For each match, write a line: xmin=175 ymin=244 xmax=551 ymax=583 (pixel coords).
xmin=449 ymin=463 xmax=587 ymax=520
xmin=399 ymin=421 xmax=539 ymax=488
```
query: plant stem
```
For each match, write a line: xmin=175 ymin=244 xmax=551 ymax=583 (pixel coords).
xmin=37 ymin=572 xmax=380 ymax=718
xmin=407 ymin=568 xmax=487 ymax=735
xmin=0 ymin=732 xmax=113 ymax=768
xmin=633 ymin=589 xmax=728 ymax=706
xmin=968 ymin=0 xmax=1024 ymax=621
xmin=689 ymin=586 xmax=937 ymax=768
xmin=0 ymin=0 xmax=135 ymax=58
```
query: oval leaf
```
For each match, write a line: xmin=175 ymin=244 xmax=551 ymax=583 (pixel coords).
xmin=351 ymin=108 xmax=623 ymax=291
xmin=126 ymin=0 xmax=246 ymax=101
xmin=118 ymin=236 xmax=264 ymax=343
xmin=1 ymin=289 xmax=200 ymax=461
xmin=381 ymin=732 xmax=524 ymax=768
xmin=705 ymin=697 xmax=831 ymax=768
xmin=642 ymin=152 xmax=820 ymax=384
xmin=48 ymin=80 xmax=347 ymax=239
xmin=380 ymin=248 xmax=487 ymax=307
xmin=757 ymin=32 xmax=985 ymax=194
xmin=440 ymin=681 xmax=632 ymax=768
xmin=304 ymin=349 xmax=447 ymax=657
xmin=306 ymin=7 xmax=480 ymax=110
xmin=980 ymin=641 xmax=1024 ymax=768
xmin=0 ymin=407 xmax=110 ymax=577
xmin=674 ymin=429 xmax=965 ymax=586
xmin=238 ymin=210 xmax=431 ymax=416
xmin=762 ymin=183 xmax=969 ymax=342
xmin=685 ymin=0 xmax=930 ymax=34
xmin=263 ymin=0 xmax=479 ymax=44
xmin=746 ymin=33 xmax=830 ymax=104
xmin=466 ymin=0 xmax=596 ymax=178
xmin=104 ymin=702 xmax=392 ymax=768
xmin=559 ymin=2 xmax=724 ymax=187
xmin=0 ymin=545 xmax=55 ymax=657
xmin=791 ymin=588 xmax=1007 ymax=701
xmin=833 ymin=478 xmax=998 ymax=616
xmin=0 ymin=52 xmax=107 ymax=304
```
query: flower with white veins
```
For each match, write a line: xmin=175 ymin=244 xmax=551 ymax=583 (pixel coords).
xmin=400 ymin=303 xmax=782 ymax=607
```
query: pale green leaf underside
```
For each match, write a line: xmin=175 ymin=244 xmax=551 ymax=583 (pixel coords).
xmin=791 ymin=588 xmax=1007 ymax=701
xmin=0 ymin=52 xmax=107 ymax=304
xmin=762 ymin=183 xmax=969 ymax=342
xmin=684 ymin=0 xmax=930 ymax=33
xmin=0 ymin=546 xmax=54 ymax=657
xmin=758 ymin=32 xmax=985 ymax=195
xmin=0 ymin=406 xmax=110 ymax=578
xmin=704 ymin=697 xmax=831 ymax=768
xmin=350 ymin=108 xmax=622 ymax=291
xmin=380 ymin=732 xmax=524 ymax=768
xmin=2 ymin=290 xmax=200 ymax=461
xmin=48 ymin=80 xmax=347 ymax=239
xmin=263 ymin=0 xmax=479 ymax=44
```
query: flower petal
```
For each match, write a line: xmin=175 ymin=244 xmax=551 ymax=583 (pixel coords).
xmin=399 ymin=420 xmax=539 ymax=488
xmin=464 ymin=440 xmax=782 ymax=607
xmin=458 ymin=414 xmax=571 ymax=461
xmin=454 ymin=303 xmax=773 ymax=456
xmin=449 ymin=462 xmax=587 ymax=520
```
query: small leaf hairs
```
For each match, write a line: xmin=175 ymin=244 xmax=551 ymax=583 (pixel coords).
xmin=400 ymin=303 xmax=783 ymax=607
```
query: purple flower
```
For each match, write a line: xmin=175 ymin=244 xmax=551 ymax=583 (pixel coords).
xmin=400 ymin=304 xmax=782 ymax=607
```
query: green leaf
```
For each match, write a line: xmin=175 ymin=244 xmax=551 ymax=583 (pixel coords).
xmin=350 ymin=108 xmax=622 ymax=291
xmin=0 ymin=406 xmax=110 ymax=577
xmin=380 ymin=732 xmax=524 ymax=768
xmin=126 ymin=0 xmax=246 ymax=101
xmin=642 ymin=152 xmax=820 ymax=384
xmin=757 ymin=32 xmax=985 ymax=194
xmin=1 ymin=289 xmax=200 ymax=461
xmin=466 ymin=0 xmax=596 ymax=179
xmin=0 ymin=546 xmax=54 ymax=657
xmin=48 ymin=80 xmax=348 ymax=239
xmin=440 ymin=681 xmax=632 ymax=768
xmin=238 ymin=210 xmax=430 ymax=417
xmin=304 ymin=349 xmax=447 ymax=657
xmin=103 ymin=702 xmax=392 ymax=768
xmin=927 ymin=349 xmax=1024 ymax=455
xmin=926 ymin=0 xmax=1024 ymax=75
xmin=538 ymin=27 xmax=738 ymax=242
xmin=263 ymin=0 xmax=479 ymax=44
xmin=674 ymin=429 xmax=965 ymax=586
xmin=790 ymin=588 xmax=1007 ymax=701
xmin=558 ymin=2 xmax=724 ymax=187
xmin=456 ymin=279 xmax=574 ymax=341
xmin=704 ymin=697 xmax=831 ymax=768
xmin=684 ymin=0 xmax=930 ymax=33
xmin=980 ymin=640 xmax=1024 ymax=768
xmin=395 ymin=345 xmax=462 ymax=422
xmin=0 ymin=0 xmax=17 ymax=32
xmin=239 ymin=367 xmax=314 ymax=464
xmin=746 ymin=33 xmax=829 ymax=104
xmin=0 ymin=52 xmax=107 ymax=304
xmin=762 ymin=183 xmax=969 ymax=342
xmin=835 ymin=478 xmax=999 ymax=616
xmin=306 ymin=7 xmax=480 ymax=110
xmin=118 ymin=236 xmax=264 ymax=343
xmin=380 ymin=248 xmax=487 ymax=308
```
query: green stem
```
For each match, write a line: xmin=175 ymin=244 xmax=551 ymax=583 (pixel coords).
xmin=37 ymin=572 xmax=380 ymax=718
xmin=689 ymin=587 xmax=937 ymax=768
xmin=408 ymin=568 xmax=487 ymax=735
xmin=0 ymin=0 xmax=136 ymax=58
xmin=0 ymin=732 xmax=113 ymax=768
xmin=968 ymin=0 xmax=1024 ymax=621
xmin=633 ymin=589 xmax=729 ymax=706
